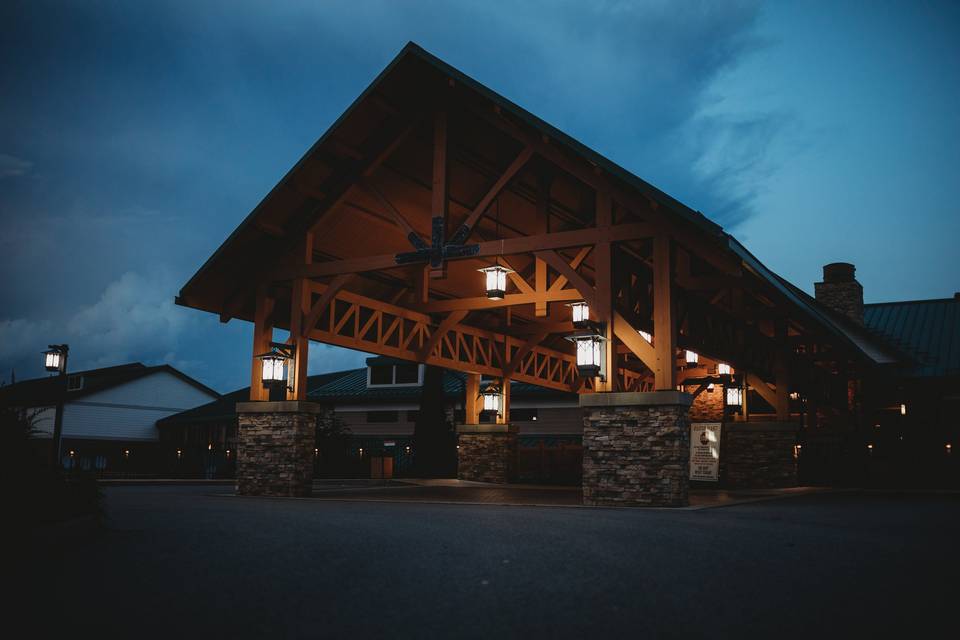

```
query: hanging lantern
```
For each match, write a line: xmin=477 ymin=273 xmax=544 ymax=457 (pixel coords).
xmin=568 ymin=301 xmax=590 ymax=328
xmin=255 ymin=343 xmax=293 ymax=389
xmin=480 ymin=381 xmax=503 ymax=415
xmin=43 ymin=344 xmax=68 ymax=373
xmin=478 ymin=265 xmax=512 ymax=300
xmin=725 ymin=386 xmax=743 ymax=407
xmin=685 ymin=350 xmax=699 ymax=365
xmin=638 ymin=330 xmax=652 ymax=344
xmin=566 ymin=331 xmax=606 ymax=379
xmin=717 ymin=363 xmax=732 ymax=375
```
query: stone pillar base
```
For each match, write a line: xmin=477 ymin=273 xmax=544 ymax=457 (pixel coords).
xmin=457 ymin=424 xmax=518 ymax=484
xmin=236 ymin=401 xmax=320 ymax=497
xmin=723 ymin=421 xmax=799 ymax=488
xmin=581 ymin=391 xmax=693 ymax=507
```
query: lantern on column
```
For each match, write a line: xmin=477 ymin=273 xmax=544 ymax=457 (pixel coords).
xmin=725 ymin=386 xmax=743 ymax=407
xmin=566 ymin=330 xmax=606 ymax=379
xmin=43 ymin=344 xmax=68 ymax=373
xmin=478 ymin=265 xmax=511 ymax=300
xmin=255 ymin=343 xmax=293 ymax=390
xmin=568 ymin=301 xmax=590 ymax=328
xmin=480 ymin=381 xmax=503 ymax=416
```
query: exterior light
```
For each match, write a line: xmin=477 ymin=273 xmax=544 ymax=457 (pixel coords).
xmin=255 ymin=342 xmax=294 ymax=390
xmin=68 ymin=450 xmax=76 ymax=458
xmin=794 ymin=444 xmax=802 ymax=459
xmin=176 ymin=449 xmax=183 ymax=458
xmin=43 ymin=344 xmax=68 ymax=373
xmin=947 ymin=444 xmax=952 ymax=454
xmin=478 ymin=265 xmax=511 ymax=300
xmin=790 ymin=391 xmax=800 ymax=400
xmin=225 ymin=449 xmax=231 ymax=458
xmin=638 ymin=330 xmax=652 ymax=344
xmin=569 ymin=301 xmax=590 ymax=328
xmin=207 ymin=443 xmax=213 ymax=451
xmin=358 ymin=447 xmax=364 ymax=457
xmin=867 ymin=443 xmax=874 ymax=452
xmin=900 ymin=403 xmax=907 ymax=416
xmin=123 ymin=449 xmax=130 ymax=458
xmin=685 ymin=350 xmax=699 ymax=365
xmin=717 ymin=363 xmax=732 ymax=375
xmin=480 ymin=382 xmax=503 ymax=414
xmin=314 ymin=448 xmax=319 ymax=457
xmin=725 ymin=387 xmax=743 ymax=407
xmin=566 ymin=331 xmax=606 ymax=379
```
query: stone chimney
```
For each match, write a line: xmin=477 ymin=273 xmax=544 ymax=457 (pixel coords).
xmin=815 ymin=262 xmax=863 ymax=324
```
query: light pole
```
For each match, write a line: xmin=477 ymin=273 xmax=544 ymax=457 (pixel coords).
xmin=43 ymin=344 xmax=69 ymax=469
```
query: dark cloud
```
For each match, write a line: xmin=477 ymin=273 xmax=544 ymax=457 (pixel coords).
xmin=0 ymin=0 xmax=780 ymax=390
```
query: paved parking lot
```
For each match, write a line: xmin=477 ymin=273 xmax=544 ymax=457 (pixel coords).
xmin=23 ymin=485 xmax=960 ymax=638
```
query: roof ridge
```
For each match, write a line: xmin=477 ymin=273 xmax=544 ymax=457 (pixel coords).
xmin=866 ymin=298 xmax=958 ymax=306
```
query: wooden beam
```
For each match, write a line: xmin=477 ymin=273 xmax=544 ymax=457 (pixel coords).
xmin=465 ymin=373 xmax=480 ymax=424
xmin=301 ymin=273 xmax=353 ymax=338
xmin=430 ymin=111 xmax=448 ymax=279
xmin=498 ymin=256 xmax=535 ymax=295
xmin=547 ymin=247 xmax=591 ymax=293
xmin=417 ymin=309 xmax=468 ymax=361
xmin=449 ymin=145 xmax=534 ymax=245
xmin=535 ymin=172 xmax=550 ymax=317
xmin=275 ymin=223 xmax=654 ymax=280
xmin=535 ymin=250 xmax=596 ymax=308
xmin=746 ymin=372 xmax=778 ymax=409
xmin=613 ymin=312 xmax=657 ymax=373
xmin=653 ymin=233 xmax=676 ymax=389
xmin=503 ymin=331 xmax=548 ymax=378
xmin=420 ymin=288 xmax=582 ymax=313
xmin=249 ymin=286 xmax=274 ymax=401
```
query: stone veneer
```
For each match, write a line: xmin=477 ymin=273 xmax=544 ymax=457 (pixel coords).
xmin=686 ymin=384 xmax=725 ymax=423
xmin=723 ymin=421 xmax=798 ymax=488
xmin=236 ymin=401 xmax=320 ymax=497
xmin=457 ymin=424 xmax=517 ymax=484
xmin=581 ymin=391 xmax=692 ymax=507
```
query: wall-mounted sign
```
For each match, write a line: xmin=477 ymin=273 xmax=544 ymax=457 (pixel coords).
xmin=690 ymin=423 xmax=721 ymax=481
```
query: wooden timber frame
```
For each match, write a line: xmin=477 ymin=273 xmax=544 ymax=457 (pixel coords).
xmin=176 ymin=43 xmax=877 ymax=424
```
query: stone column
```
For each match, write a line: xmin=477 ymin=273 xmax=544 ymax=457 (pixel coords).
xmin=457 ymin=424 xmax=518 ymax=484
xmin=236 ymin=401 xmax=320 ymax=497
xmin=581 ymin=391 xmax=693 ymax=507
xmin=722 ymin=421 xmax=799 ymax=488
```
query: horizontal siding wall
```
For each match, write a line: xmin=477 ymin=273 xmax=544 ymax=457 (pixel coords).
xmin=517 ymin=407 xmax=584 ymax=436
xmin=62 ymin=371 xmax=218 ymax=441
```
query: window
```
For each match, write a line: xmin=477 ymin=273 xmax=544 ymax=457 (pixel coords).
xmin=366 ymin=363 xmax=423 ymax=387
xmin=67 ymin=374 xmax=84 ymax=392
xmin=369 ymin=365 xmax=393 ymax=386
xmin=395 ymin=363 xmax=419 ymax=384
xmin=366 ymin=411 xmax=399 ymax=423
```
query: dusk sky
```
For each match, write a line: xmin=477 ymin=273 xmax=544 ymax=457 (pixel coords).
xmin=1 ymin=1 xmax=957 ymax=392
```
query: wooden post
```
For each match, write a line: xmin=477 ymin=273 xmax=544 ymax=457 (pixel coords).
xmin=534 ymin=173 xmax=551 ymax=317
xmin=287 ymin=233 xmax=313 ymax=401
xmin=594 ymin=191 xmax=615 ymax=391
xmin=465 ymin=373 xmax=480 ymax=424
xmin=249 ymin=286 xmax=274 ymax=401
xmin=653 ymin=233 xmax=677 ymax=390
xmin=775 ymin=318 xmax=790 ymax=421
xmin=430 ymin=110 xmax=447 ymax=279
xmin=499 ymin=377 xmax=511 ymax=425
xmin=741 ymin=372 xmax=749 ymax=421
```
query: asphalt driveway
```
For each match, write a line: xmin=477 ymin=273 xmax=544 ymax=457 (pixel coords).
xmin=23 ymin=485 xmax=960 ymax=638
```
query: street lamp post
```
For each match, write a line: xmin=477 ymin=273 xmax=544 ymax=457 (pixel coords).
xmin=43 ymin=344 xmax=69 ymax=468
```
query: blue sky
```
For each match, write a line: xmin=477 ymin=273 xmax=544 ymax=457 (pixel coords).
xmin=1 ymin=1 xmax=957 ymax=392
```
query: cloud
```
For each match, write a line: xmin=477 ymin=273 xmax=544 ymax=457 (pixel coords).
xmin=0 ymin=153 xmax=31 ymax=178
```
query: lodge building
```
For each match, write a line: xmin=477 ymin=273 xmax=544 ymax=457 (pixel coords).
xmin=169 ymin=43 xmax=958 ymax=505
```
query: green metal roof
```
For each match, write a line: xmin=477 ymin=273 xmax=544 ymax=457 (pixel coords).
xmin=863 ymin=297 xmax=960 ymax=378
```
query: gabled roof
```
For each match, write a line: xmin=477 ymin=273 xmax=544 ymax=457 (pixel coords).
xmin=864 ymin=297 xmax=960 ymax=378
xmin=0 ymin=363 xmax=219 ymax=408
xmin=157 ymin=370 xmax=350 ymax=426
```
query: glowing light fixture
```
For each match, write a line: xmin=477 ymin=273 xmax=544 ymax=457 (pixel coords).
xmin=685 ymin=350 xmax=699 ymax=365
xmin=566 ymin=331 xmax=606 ymax=379
xmin=43 ymin=344 xmax=69 ymax=373
xmin=900 ymin=403 xmax=907 ymax=416
xmin=638 ymin=330 xmax=652 ymax=344
xmin=717 ymin=363 xmax=732 ymax=375
xmin=725 ymin=387 xmax=743 ymax=407
xmin=256 ymin=342 xmax=293 ymax=389
xmin=569 ymin=301 xmax=590 ymax=328
xmin=480 ymin=381 xmax=503 ymax=414
xmin=479 ymin=265 xmax=511 ymax=299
